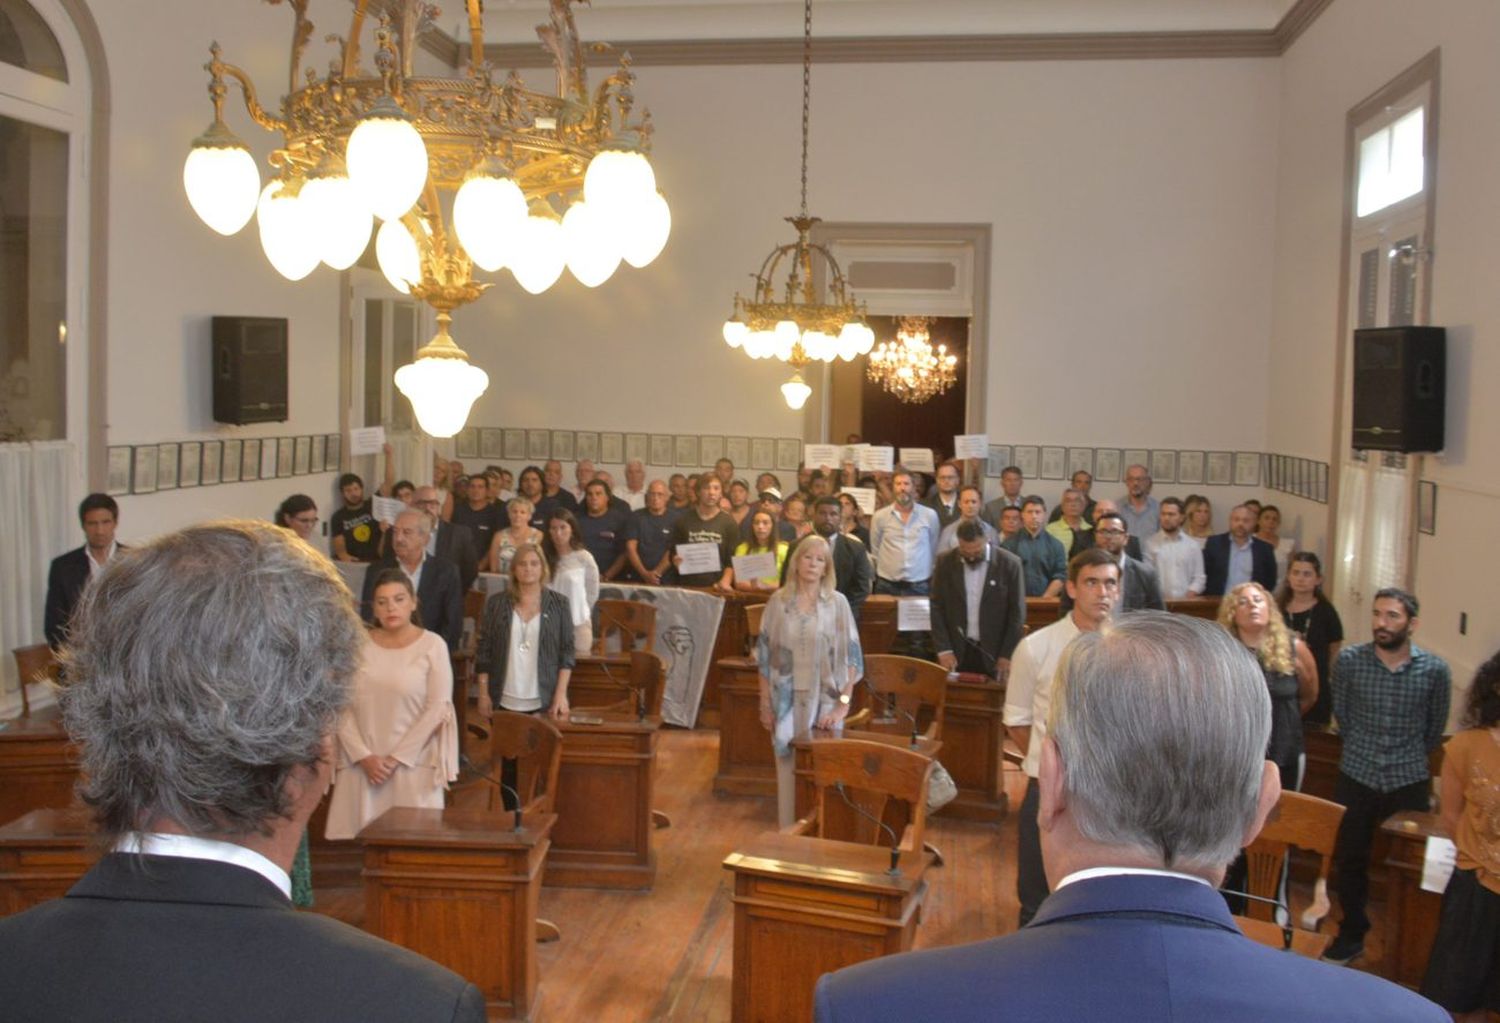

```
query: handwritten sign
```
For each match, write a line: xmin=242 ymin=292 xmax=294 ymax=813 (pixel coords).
xmin=732 ymin=551 xmax=778 ymax=582
xmin=372 ymin=495 xmax=406 ymax=525
xmin=841 ymin=486 xmax=877 ymax=514
xmin=858 ymin=446 xmax=895 ymax=473
xmin=899 ymin=448 xmax=935 ymax=473
xmin=804 ymin=444 xmax=841 ymax=469
xmin=349 ymin=425 xmax=386 ymax=457
xmin=676 ymin=541 xmax=723 ymax=576
xmin=953 ymin=434 xmax=989 ymax=460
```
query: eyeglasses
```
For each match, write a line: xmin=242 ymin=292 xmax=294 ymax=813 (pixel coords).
xmin=1096 ymin=528 xmax=1125 ymax=537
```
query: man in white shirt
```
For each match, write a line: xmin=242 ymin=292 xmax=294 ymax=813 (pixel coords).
xmin=1145 ymin=497 xmax=1206 ymax=599
xmin=620 ymin=458 xmax=649 ymax=510
xmin=869 ymin=469 xmax=941 ymax=596
xmin=0 ymin=521 xmax=486 ymax=1022
xmin=572 ymin=459 xmax=597 ymax=502
xmin=1004 ymin=547 xmax=1119 ymax=926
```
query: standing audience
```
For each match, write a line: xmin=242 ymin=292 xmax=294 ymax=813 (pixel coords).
xmin=1002 ymin=496 xmax=1067 ymax=598
xmin=331 ymin=473 xmax=380 ymax=563
xmin=45 ymin=493 xmax=123 ymax=649
xmin=476 ymin=545 xmax=574 ymax=724
xmin=543 ymin=509 xmax=600 ymax=653
xmin=487 ymin=497 xmax=544 ymax=577
xmin=1202 ymin=503 xmax=1277 ymax=596
xmin=1276 ymin=552 xmax=1343 ymax=725
xmin=1145 ymin=496 xmax=1206 ymax=599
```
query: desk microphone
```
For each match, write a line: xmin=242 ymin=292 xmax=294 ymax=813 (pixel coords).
xmin=1217 ymin=887 xmax=1295 ymax=951
xmin=833 ymin=782 xmax=902 ymax=877
xmin=955 ymin=626 xmax=1005 ymax=683
xmin=458 ymin=753 xmax=525 ymax=833
xmin=592 ymin=655 xmax=649 ymax=722
xmin=870 ymin=694 xmax=921 ymax=750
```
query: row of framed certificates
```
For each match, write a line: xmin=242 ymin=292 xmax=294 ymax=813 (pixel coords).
xmin=454 ymin=428 xmax=806 ymax=473
xmin=981 ymin=445 xmax=1328 ymax=501
xmin=105 ymin=435 xmax=342 ymax=496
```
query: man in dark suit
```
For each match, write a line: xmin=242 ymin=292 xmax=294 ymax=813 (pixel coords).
xmin=44 ymin=493 xmax=124 ymax=649
xmin=0 ymin=521 xmax=485 ymax=1023
xmin=922 ymin=460 xmax=963 ymax=528
xmin=360 ymin=509 xmax=465 ymax=650
xmin=1080 ymin=499 xmax=1143 ymax=561
xmin=930 ymin=521 xmax=1025 ymax=682
xmin=815 ymin=613 xmax=1446 ymax=1023
xmin=414 ymin=485 xmax=480 ymax=590
xmin=1061 ymin=511 xmax=1164 ymax=614
xmin=790 ymin=496 xmax=873 ymax=620
xmin=1202 ymin=503 xmax=1278 ymax=596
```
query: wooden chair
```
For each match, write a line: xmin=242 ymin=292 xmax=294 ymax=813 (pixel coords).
xmin=786 ymin=738 xmax=934 ymax=856
xmin=593 ymin=599 xmax=656 ymax=656
xmin=469 ymin=711 xmax=564 ymax=942
xmin=853 ymin=654 xmax=948 ymax=743
xmin=10 ymin=644 xmax=60 ymax=719
xmin=1243 ymin=790 xmax=1346 ymax=939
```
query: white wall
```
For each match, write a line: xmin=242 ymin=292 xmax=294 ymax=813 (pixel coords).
xmin=1268 ymin=0 xmax=1500 ymax=701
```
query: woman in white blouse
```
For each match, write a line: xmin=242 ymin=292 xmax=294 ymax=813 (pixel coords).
xmin=324 ymin=570 xmax=458 ymax=839
xmin=475 ymin=544 xmax=574 ymax=723
xmin=542 ymin=508 xmax=599 ymax=652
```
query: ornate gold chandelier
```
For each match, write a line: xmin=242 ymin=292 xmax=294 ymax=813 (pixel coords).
xmin=182 ymin=0 xmax=670 ymax=437
xmin=867 ymin=316 xmax=958 ymax=404
xmin=719 ymin=0 xmax=873 ymax=410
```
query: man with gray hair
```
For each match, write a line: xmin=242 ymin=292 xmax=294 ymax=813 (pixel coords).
xmin=0 ymin=522 xmax=485 ymax=1021
xmin=620 ymin=458 xmax=649 ymax=510
xmin=815 ymin=613 xmax=1445 ymax=1022
xmin=360 ymin=507 xmax=464 ymax=650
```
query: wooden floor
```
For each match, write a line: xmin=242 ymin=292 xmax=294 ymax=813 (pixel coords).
xmin=310 ymin=727 xmax=1397 ymax=1022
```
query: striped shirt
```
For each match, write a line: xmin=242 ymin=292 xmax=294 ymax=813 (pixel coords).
xmin=1331 ymin=642 xmax=1451 ymax=792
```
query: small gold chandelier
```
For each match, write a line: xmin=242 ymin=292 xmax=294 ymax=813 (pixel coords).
xmin=719 ymin=0 xmax=873 ymax=410
xmin=867 ymin=316 xmax=958 ymax=404
xmin=181 ymin=0 xmax=669 ymax=437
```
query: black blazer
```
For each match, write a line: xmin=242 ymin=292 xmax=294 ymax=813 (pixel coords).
xmin=1059 ymin=554 xmax=1166 ymax=615
xmin=475 ymin=589 xmax=576 ymax=709
xmin=777 ymin=532 xmax=873 ymax=621
xmin=1202 ymin=533 xmax=1277 ymax=596
xmin=434 ymin=521 xmax=481 ymax=592
xmin=360 ymin=555 xmax=465 ymax=650
xmin=923 ymin=493 xmax=962 ymax=529
xmin=929 ymin=545 xmax=1027 ymax=665
xmin=44 ymin=545 xmax=128 ymax=648
xmin=0 ymin=853 xmax=484 ymax=1023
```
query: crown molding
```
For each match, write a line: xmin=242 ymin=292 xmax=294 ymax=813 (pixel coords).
xmin=1274 ymin=0 xmax=1336 ymax=52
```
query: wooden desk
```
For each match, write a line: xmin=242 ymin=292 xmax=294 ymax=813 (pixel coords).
xmin=935 ymin=673 xmax=1009 ymax=821
xmin=724 ymin=831 xmax=932 ymax=1023
xmin=792 ymin=729 xmax=941 ymax=823
xmin=1380 ymin=810 xmax=1449 ymax=988
xmin=700 ymin=592 xmax=769 ymax=728
xmin=0 ymin=807 xmax=95 ymax=917
xmin=0 ymin=707 xmax=80 ymax=826
xmin=1025 ymin=598 xmax=1060 ymax=632
xmin=546 ymin=712 xmax=659 ymax=890
xmin=568 ymin=654 xmax=638 ymax=713
xmin=1166 ymin=596 xmax=1221 ymax=620
xmin=362 ymin=807 xmax=554 ymax=1021
xmin=857 ymin=595 xmax=898 ymax=659
xmin=713 ymin=654 xmax=775 ymax=797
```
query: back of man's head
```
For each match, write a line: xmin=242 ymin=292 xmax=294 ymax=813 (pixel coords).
xmin=1048 ymin=612 xmax=1271 ymax=874
xmin=61 ymin=521 xmax=364 ymax=841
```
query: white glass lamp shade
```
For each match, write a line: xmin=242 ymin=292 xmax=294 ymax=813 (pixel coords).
xmin=620 ymin=191 xmax=671 ymax=269
xmin=583 ymin=148 xmax=657 ymax=211
xmin=301 ymin=173 xmax=372 ymax=270
xmin=395 ymin=356 xmax=490 ymax=438
xmin=256 ymin=181 xmax=320 ymax=281
xmin=840 ymin=321 xmax=875 ymax=355
xmin=508 ymin=212 xmax=567 ymax=294
xmin=773 ymin=320 xmax=800 ymax=361
xmin=803 ymin=330 xmax=837 ymax=362
xmin=781 ymin=373 xmax=812 ymax=410
xmin=375 ymin=218 xmax=422 ymax=294
xmin=747 ymin=329 xmax=776 ymax=359
xmin=561 ymin=200 xmax=623 ymax=288
xmin=723 ymin=316 xmax=748 ymax=348
xmin=183 ymin=136 xmax=260 ymax=236
xmin=346 ymin=98 xmax=429 ymax=222
xmin=453 ymin=170 xmax=527 ymax=272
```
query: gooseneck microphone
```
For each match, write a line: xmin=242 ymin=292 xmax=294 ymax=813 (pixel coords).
xmin=458 ymin=753 xmax=525 ymax=832
xmin=871 ymin=694 xmax=922 ymax=750
xmin=833 ymin=781 xmax=903 ymax=876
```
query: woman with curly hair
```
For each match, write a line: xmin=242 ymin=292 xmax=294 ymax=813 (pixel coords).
xmin=1421 ymin=650 xmax=1500 ymax=1020
xmin=1217 ymin=581 xmax=1317 ymax=791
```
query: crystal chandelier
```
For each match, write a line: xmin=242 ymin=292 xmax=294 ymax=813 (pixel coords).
xmin=182 ymin=0 xmax=670 ymax=437
xmin=867 ymin=316 xmax=959 ymax=404
xmin=719 ymin=0 xmax=873 ymax=409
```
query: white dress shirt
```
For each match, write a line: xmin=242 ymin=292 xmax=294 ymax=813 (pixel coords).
xmin=1144 ymin=530 xmax=1206 ymax=599
xmin=87 ymin=541 xmax=120 ymax=580
xmin=116 ymin=832 xmax=291 ymax=898
xmin=1003 ymin=613 xmax=1082 ymax=778
xmin=1056 ymin=866 xmax=1212 ymax=890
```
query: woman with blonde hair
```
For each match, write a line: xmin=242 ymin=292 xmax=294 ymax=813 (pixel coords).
xmin=756 ymin=534 xmax=865 ymax=827
xmin=487 ymin=496 xmax=544 ymax=575
xmin=1217 ymin=581 xmax=1317 ymax=791
xmin=1182 ymin=494 xmax=1214 ymax=545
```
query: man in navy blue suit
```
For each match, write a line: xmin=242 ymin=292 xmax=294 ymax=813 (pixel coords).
xmin=815 ymin=613 xmax=1445 ymax=1023
xmin=1202 ymin=503 xmax=1278 ymax=595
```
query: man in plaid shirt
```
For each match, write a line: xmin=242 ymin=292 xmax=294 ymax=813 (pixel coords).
xmin=1324 ymin=587 xmax=1451 ymax=966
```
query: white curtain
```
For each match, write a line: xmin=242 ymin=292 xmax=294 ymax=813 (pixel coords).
xmin=1333 ymin=455 xmax=1414 ymax=631
xmin=0 ymin=442 xmax=80 ymax=704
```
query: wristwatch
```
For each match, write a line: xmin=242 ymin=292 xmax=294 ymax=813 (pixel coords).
xmin=838 ymin=690 xmax=851 ymax=706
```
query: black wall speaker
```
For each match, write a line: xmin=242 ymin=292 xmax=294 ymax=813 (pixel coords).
xmin=1351 ymin=326 xmax=1445 ymax=453
xmin=212 ymin=316 xmax=288 ymax=425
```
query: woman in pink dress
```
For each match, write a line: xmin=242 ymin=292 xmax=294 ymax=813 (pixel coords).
xmin=324 ymin=569 xmax=458 ymax=839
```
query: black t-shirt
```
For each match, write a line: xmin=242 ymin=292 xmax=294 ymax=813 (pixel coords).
xmin=576 ymin=506 xmax=631 ymax=575
xmin=451 ymin=501 xmax=506 ymax=554
xmin=625 ymin=508 xmax=677 ymax=579
xmin=670 ymin=509 xmax=739 ymax=587
xmin=533 ymin=493 xmax=576 ymax=531
xmin=1283 ymin=600 xmax=1344 ymax=725
xmin=330 ymin=500 xmax=380 ymax=561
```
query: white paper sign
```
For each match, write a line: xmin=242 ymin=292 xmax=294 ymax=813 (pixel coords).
xmin=804 ymin=444 xmax=841 ymax=469
xmin=954 ymin=434 xmax=989 ymax=460
xmin=372 ymin=495 xmax=406 ymax=525
xmin=1420 ymin=836 xmax=1458 ymax=894
xmin=899 ymin=448 xmax=935 ymax=473
xmin=349 ymin=425 xmax=386 ymax=457
xmin=858 ymin=446 xmax=895 ymax=473
xmin=896 ymin=597 xmax=931 ymax=632
xmin=841 ymin=444 xmax=863 ymax=464
xmin=732 ymin=551 xmax=778 ymax=582
xmin=842 ymin=486 xmax=877 ymax=515
xmin=676 ymin=541 xmax=723 ymax=576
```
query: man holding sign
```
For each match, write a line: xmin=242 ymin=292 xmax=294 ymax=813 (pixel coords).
xmin=671 ymin=473 xmax=738 ymax=590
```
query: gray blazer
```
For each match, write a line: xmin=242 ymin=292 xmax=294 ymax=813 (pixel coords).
xmin=476 ymin=589 xmax=576 ymax=708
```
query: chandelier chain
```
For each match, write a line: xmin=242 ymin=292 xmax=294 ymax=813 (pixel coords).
xmin=800 ymin=0 xmax=811 ymax=219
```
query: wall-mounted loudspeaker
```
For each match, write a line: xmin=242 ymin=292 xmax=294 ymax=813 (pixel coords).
xmin=1351 ymin=326 xmax=1444 ymax=453
xmin=212 ymin=316 xmax=288 ymax=425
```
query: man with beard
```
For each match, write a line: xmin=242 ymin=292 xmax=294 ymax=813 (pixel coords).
xmin=1323 ymin=588 xmax=1451 ymax=966
xmin=869 ymin=469 xmax=940 ymax=596
xmin=799 ymin=495 xmax=872 ymax=620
